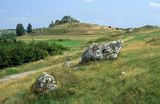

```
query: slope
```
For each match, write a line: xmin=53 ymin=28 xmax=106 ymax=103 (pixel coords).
xmin=0 ymin=27 xmax=160 ymax=104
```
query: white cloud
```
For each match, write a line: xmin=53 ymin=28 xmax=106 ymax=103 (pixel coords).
xmin=84 ymin=0 xmax=94 ymax=2
xmin=148 ymin=2 xmax=160 ymax=8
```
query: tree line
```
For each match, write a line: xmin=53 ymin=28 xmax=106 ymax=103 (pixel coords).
xmin=15 ymin=16 xmax=80 ymax=36
xmin=16 ymin=23 xmax=32 ymax=36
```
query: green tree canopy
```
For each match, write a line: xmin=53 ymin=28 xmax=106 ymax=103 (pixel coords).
xmin=49 ymin=21 xmax=54 ymax=27
xmin=16 ymin=24 xmax=24 ymax=36
xmin=27 ymin=23 xmax=32 ymax=33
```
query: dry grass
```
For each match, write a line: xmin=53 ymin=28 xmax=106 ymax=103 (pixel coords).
xmin=0 ymin=27 xmax=160 ymax=104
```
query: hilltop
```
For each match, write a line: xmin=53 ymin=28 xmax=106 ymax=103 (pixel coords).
xmin=32 ymin=22 xmax=122 ymax=36
xmin=23 ymin=16 xmax=122 ymax=36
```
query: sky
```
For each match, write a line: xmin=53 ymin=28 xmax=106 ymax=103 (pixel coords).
xmin=0 ymin=0 xmax=160 ymax=29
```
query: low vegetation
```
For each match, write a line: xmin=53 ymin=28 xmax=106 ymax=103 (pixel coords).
xmin=0 ymin=23 xmax=160 ymax=104
xmin=0 ymin=37 xmax=68 ymax=69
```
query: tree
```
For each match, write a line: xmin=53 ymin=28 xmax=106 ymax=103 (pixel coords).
xmin=55 ymin=20 xmax=60 ymax=24
xmin=49 ymin=21 xmax=54 ymax=27
xmin=16 ymin=24 xmax=24 ymax=36
xmin=27 ymin=23 xmax=32 ymax=33
xmin=61 ymin=16 xmax=79 ymax=23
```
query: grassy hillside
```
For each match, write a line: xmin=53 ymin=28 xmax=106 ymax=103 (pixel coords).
xmin=30 ymin=23 xmax=122 ymax=36
xmin=0 ymin=25 xmax=160 ymax=104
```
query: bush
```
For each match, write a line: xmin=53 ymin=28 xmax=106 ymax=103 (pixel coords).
xmin=11 ymin=44 xmax=25 ymax=65
xmin=0 ymin=41 xmax=68 ymax=69
xmin=34 ymin=48 xmax=48 ymax=60
xmin=0 ymin=47 xmax=12 ymax=68
xmin=34 ymin=41 xmax=67 ymax=55
xmin=0 ymin=33 xmax=16 ymax=43
xmin=24 ymin=47 xmax=48 ymax=62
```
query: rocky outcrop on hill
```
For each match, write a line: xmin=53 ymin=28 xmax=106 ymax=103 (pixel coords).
xmin=81 ymin=40 xmax=123 ymax=62
xmin=32 ymin=72 xmax=58 ymax=93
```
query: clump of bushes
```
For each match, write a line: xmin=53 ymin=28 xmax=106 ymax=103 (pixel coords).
xmin=0 ymin=41 xmax=68 ymax=69
xmin=0 ymin=32 xmax=16 ymax=43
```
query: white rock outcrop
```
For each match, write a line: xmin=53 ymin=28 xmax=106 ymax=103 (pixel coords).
xmin=81 ymin=40 xmax=123 ymax=62
xmin=32 ymin=72 xmax=57 ymax=93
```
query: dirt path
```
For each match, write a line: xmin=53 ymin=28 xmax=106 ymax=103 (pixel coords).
xmin=0 ymin=62 xmax=63 ymax=83
xmin=0 ymin=52 xmax=79 ymax=83
xmin=0 ymin=70 xmax=38 ymax=83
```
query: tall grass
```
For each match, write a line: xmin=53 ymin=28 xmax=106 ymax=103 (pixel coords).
xmin=0 ymin=27 xmax=160 ymax=104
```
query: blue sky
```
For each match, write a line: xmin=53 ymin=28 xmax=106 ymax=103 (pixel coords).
xmin=0 ymin=0 xmax=160 ymax=29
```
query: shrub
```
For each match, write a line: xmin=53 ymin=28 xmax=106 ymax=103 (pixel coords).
xmin=10 ymin=44 xmax=25 ymax=65
xmin=24 ymin=47 xmax=48 ymax=62
xmin=0 ymin=47 xmax=12 ymax=68
xmin=34 ymin=41 xmax=68 ymax=55
xmin=0 ymin=33 xmax=16 ymax=43
xmin=0 ymin=41 xmax=68 ymax=69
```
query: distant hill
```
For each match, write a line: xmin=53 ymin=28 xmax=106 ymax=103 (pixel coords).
xmin=30 ymin=16 xmax=123 ymax=36
xmin=134 ymin=25 xmax=160 ymax=33
xmin=32 ymin=22 xmax=123 ymax=36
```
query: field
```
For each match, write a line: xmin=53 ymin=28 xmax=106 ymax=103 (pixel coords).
xmin=0 ymin=24 xmax=160 ymax=104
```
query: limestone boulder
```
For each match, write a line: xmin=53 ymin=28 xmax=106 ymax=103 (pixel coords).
xmin=32 ymin=72 xmax=58 ymax=93
xmin=100 ymin=40 xmax=123 ymax=59
xmin=81 ymin=43 xmax=103 ymax=62
xmin=81 ymin=40 xmax=123 ymax=62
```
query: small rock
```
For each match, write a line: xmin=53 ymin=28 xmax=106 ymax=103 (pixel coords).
xmin=32 ymin=72 xmax=58 ymax=93
xmin=40 ymin=59 xmax=44 ymax=62
xmin=64 ymin=56 xmax=72 ymax=67
xmin=122 ymin=71 xmax=126 ymax=75
xmin=64 ymin=61 xmax=72 ymax=67
xmin=73 ymin=67 xmax=77 ymax=70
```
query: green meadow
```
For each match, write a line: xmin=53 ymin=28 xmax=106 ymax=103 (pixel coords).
xmin=0 ymin=23 xmax=160 ymax=104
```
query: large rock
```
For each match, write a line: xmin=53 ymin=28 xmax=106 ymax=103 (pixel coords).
xmin=81 ymin=43 xmax=103 ymax=62
xmin=100 ymin=40 xmax=123 ymax=59
xmin=32 ymin=72 xmax=58 ymax=93
xmin=81 ymin=40 xmax=123 ymax=62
